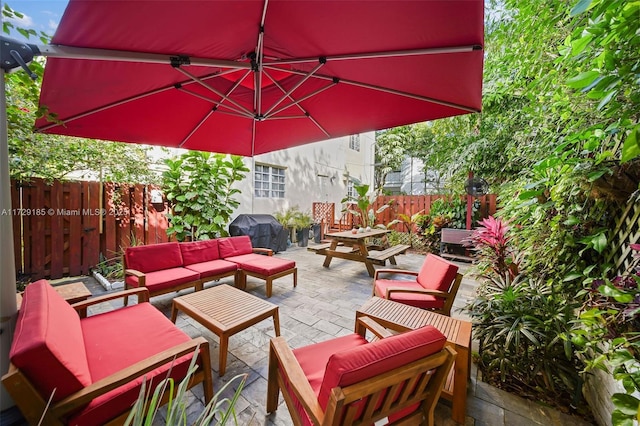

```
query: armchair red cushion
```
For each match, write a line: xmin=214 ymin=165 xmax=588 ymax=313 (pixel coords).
xmin=125 ymin=242 xmax=183 ymax=273
xmin=217 ymin=235 xmax=253 ymax=258
xmin=319 ymin=325 xmax=446 ymax=408
xmin=180 ymin=239 xmax=221 ymax=265
xmin=374 ymin=279 xmax=445 ymax=310
xmin=9 ymin=280 xmax=91 ymax=402
xmin=417 ymin=254 xmax=459 ymax=291
xmin=74 ymin=303 xmax=194 ymax=426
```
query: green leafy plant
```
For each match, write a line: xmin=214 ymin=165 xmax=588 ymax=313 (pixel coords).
xmin=387 ymin=210 xmax=424 ymax=247
xmin=125 ymin=352 xmax=247 ymax=426
xmin=466 ymin=217 xmax=585 ymax=413
xmin=573 ymin=244 xmax=640 ymax=426
xmin=162 ymin=152 xmax=249 ymax=241
xmin=341 ymin=183 xmax=390 ymax=228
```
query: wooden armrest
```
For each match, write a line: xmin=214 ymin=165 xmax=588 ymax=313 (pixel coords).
xmin=373 ymin=269 xmax=419 ymax=280
xmin=124 ymin=269 xmax=145 ymax=278
xmin=52 ymin=337 xmax=208 ymax=417
xmin=124 ymin=268 xmax=146 ymax=287
xmin=270 ymin=337 xmax=324 ymax=424
xmin=252 ymin=247 xmax=274 ymax=256
xmin=356 ymin=316 xmax=393 ymax=339
xmin=71 ymin=288 xmax=150 ymax=312
xmin=386 ymin=287 xmax=448 ymax=298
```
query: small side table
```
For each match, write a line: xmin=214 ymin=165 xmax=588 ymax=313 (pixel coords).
xmin=17 ymin=281 xmax=93 ymax=318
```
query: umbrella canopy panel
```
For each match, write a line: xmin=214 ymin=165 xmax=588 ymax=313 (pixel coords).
xmin=36 ymin=0 xmax=484 ymax=156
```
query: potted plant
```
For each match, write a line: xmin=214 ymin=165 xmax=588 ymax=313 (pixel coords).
xmin=293 ymin=211 xmax=313 ymax=247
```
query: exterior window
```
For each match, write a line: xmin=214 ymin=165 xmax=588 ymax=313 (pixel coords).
xmin=349 ymin=134 xmax=360 ymax=151
xmin=347 ymin=180 xmax=355 ymax=198
xmin=255 ymin=164 xmax=285 ymax=198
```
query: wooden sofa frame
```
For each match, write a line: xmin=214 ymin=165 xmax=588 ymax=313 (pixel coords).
xmin=2 ymin=288 xmax=213 ymax=425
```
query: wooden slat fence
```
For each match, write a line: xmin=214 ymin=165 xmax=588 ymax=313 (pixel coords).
xmin=11 ymin=178 xmax=169 ymax=281
xmin=313 ymin=194 xmax=497 ymax=233
xmin=373 ymin=194 xmax=497 ymax=232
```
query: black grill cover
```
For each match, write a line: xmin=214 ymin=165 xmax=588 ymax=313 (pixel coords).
xmin=229 ymin=214 xmax=288 ymax=252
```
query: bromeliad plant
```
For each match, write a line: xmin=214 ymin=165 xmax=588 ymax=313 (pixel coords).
xmin=466 ymin=216 xmax=584 ymax=411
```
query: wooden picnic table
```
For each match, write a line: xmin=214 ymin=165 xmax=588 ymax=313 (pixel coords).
xmin=309 ymin=228 xmax=409 ymax=277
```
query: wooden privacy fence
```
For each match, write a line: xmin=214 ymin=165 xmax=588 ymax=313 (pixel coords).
xmin=10 ymin=178 xmax=169 ymax=281
xmin=313 ymin=194 xmax=497 ymax=233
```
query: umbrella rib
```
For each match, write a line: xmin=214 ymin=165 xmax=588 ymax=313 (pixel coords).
xmin=178 ymin=109 xmax=216 ymax=148
xmin=265 ymin=66 xmax=480 ymax=113
xmin=262 ymin=69 xmax=331 ymax=138
xmin=36 ymin=70 xmax=241 ymax=132
xmin=263 ymin=61 xmax=324 ymax=117
xmin=263 ymin=45 xmax=482 ymax=66
xmin=37 ymin=84 xmax=175 ymax=132
xmin=176 ymin=87 xmax=254 ymax=118
xmin=175 ymin=67 xmax=253 ymax=116
xmin=265 ymin=82 xmax=336 ymax=119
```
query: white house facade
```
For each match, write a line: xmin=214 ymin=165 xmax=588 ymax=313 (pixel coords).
xmin=233 ymin=132 xmax=376 ymax=220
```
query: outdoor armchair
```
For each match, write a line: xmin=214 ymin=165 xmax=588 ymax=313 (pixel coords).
xmin=373 ymin=253 xmax=463 ymax=316
xmin=266 ymin=316 xmax=456 ymax=426
xmin=2 ymin=280 xmax=213 ymax=425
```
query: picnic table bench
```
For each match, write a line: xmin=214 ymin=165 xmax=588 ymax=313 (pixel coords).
xmin=311 ymin=229 xmax=409 ymax=277
xmin=367 ymin=244 xmax=411 ymax=265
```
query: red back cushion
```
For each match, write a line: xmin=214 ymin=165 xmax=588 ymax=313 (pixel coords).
xmin=179 ymin=240 xmax=220 ymax=265
xmin=417 ymin=254 xmax=459 ymax=291
xmin=10 ymin=280 xmax=91 ymax=402
xmin=318 ymin=325 xmax=446 ymax=408
xmin=125 ymin=242 xmax=183 ymax=273
xmin=218 ymin=236 xmax=253 ymax=258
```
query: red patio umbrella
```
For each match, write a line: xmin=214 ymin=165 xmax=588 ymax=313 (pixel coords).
xmin=34 ymin=0 xmax=484 ymax=156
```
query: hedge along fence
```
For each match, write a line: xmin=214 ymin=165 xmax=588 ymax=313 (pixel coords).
xmin=10 ymin=178 xmax=169 ymax=281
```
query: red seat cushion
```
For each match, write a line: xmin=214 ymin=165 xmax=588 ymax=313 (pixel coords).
xmin=125 ymin=242 xmax=183 ymax=273
xmin=374 ymin=279 xmax=445 ymax=310
xmin=184 ymin=259 xmax=238 ymax=278
xmin=9 ymin=280 xmax=91 ymax=402
xmin=291 ymin=334 xmax=368 ymax=426
xmin=217 ymin=236 xmax=253 ymax=258
xmin=417 ymin=254 xmax=458 ymax=292
xmin=73 ymin=303 xmax=195 ymax=426
xmin=225 ymin=253 xmax=295 ymax=275
xmin=125 ymin=267 xmax=200 ymax=292
xmin=319 ymin=325 xmax=446 ymax=406
xmin=180 ymin=239 xmax=221 ymax=265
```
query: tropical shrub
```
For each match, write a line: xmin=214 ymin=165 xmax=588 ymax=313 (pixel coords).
xmin=466 ymin=217 xmax=585 ymax=413
xmin=573 ymin=244 xmax=640 ymax=425
xmin=341 ymin=183 xmax=390 ymax=228
xmin=162 ymin=152 xmax=249 ymax=241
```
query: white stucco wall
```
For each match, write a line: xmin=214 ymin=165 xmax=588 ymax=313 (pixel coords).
xmin=232 ymin=132 xmax=375 ymax=220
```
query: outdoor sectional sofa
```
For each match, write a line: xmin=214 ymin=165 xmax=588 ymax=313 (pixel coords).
xmin=123 ymin=235 xmax=296 ymax=299
xmin=2 ymin=280 xmax=213 ymax=425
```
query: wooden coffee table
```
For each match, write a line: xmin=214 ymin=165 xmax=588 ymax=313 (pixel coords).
xmin=171 ymin=284 xmax=280 ymax=376
xmin=355 ymin=297 xmax=472 ymax=424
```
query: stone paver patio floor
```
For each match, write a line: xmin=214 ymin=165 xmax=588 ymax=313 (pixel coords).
xmin=59 ymin=243 xmax=594 ymax=426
